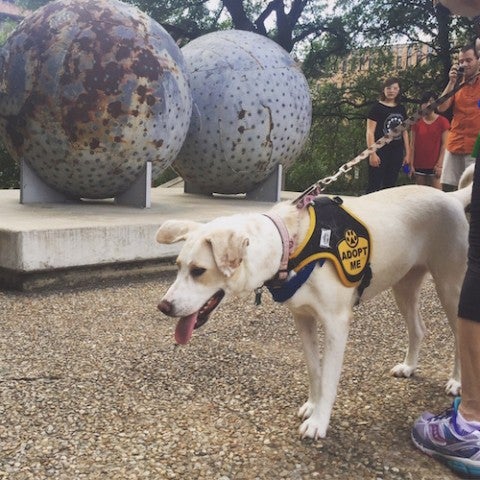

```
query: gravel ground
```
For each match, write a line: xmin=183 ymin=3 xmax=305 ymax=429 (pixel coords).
xmin=0 ymin=272 xmax=462 ymax=480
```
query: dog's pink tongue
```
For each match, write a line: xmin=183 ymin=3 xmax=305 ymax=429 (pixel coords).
xmin=175 ymin=313 xmax=198 ymax=344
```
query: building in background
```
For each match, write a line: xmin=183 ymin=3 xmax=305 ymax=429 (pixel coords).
xmin=332 ymin=43 xmax=433 ymax=86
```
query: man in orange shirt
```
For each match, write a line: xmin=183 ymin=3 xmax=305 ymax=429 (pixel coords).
xmin=437 ymin=44 xmax=480 ymax=190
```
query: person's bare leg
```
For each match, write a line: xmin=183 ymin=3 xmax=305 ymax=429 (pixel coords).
xmin=458 ymin=317 xmax=480 ymax=421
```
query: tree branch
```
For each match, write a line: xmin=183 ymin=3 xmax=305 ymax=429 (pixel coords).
xmin=222 ymin=0 xmax=256 ymax=31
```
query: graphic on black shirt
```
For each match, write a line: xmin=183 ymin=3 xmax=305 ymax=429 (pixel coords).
xmin=384 ymin=113 xmax=404 ymax=139
xmin=368 ymin=102 xmax=406 ymax=146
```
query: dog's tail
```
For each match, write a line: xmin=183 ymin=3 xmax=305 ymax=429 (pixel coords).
xmin=448 ymin=163 xmax=475 ymax=209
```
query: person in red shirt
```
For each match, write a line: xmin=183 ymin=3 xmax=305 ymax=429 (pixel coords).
xmin=409 ymin=91 xmax=450 ymax=189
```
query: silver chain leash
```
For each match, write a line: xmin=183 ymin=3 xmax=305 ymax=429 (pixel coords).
xmin=292 ymin=74 xmax=477 ymax=208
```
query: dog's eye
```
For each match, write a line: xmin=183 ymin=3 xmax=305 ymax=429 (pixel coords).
xmin=191 ymin=267 xmax=206 ymax=278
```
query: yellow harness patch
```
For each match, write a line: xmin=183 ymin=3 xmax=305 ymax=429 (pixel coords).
xmin=289 ymin=196 xmax=372 ymax=288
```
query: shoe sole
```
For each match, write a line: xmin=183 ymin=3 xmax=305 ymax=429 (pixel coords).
xmin=412 ymin=431 xmax=480 ymax=479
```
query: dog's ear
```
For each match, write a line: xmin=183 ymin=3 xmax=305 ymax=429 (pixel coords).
xmin=155 ymin=220 xmax=201 ymax=244
xmin=206 ymin=230 xmax=250 ymax=277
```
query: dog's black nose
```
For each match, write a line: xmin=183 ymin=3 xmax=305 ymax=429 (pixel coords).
xmin=158 ymin=299 xmax=173 ymax=315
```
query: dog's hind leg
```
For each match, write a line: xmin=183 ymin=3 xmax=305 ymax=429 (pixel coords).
xmin=294 ymin=314 xmax=321 ymax=422
xmin=294 ymin=310 xmax=351 ymax=440
xmin=390 ymin=267 xmax=428 ymax=379
xmin=431 ymin=267 xmax=463 ymax=395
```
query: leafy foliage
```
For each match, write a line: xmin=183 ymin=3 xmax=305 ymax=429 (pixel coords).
xmin=132 ymin=0 xmax=224 ymax=44
xmin=0 ymin=143 xmax=19 ymax=189
xmin=0 ymin=19 xmax=17 ymax=44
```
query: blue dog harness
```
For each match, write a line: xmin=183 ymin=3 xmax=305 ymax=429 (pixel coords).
xmin=266 ymin=196 xmax=372 ymax=303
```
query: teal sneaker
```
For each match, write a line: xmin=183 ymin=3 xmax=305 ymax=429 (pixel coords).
xmin=412 ymin=398 xmax=480 ymax=478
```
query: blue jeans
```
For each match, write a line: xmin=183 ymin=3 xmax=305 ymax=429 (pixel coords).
xmin=366 ymin=148 xmax=404 ymax=193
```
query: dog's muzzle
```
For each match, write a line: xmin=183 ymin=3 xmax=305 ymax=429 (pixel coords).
xmin=158 ymin=290 xmax=225 ymax=344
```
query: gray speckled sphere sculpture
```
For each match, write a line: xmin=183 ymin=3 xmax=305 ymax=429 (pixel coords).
xmin=173 ymin=30 xmax=312 ymax=194
xmin=0 ymin=0 xmax=191 ymax=198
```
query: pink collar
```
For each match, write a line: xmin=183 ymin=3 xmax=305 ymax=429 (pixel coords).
xmin=263 ymin=213 xmax=291 ymax=282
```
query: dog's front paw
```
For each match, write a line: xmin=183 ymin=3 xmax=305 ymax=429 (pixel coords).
xmin=299 ymin=416 xmax=327 ymax=440
xmin=298 ymin=401 xmax=314 ymax=420
xmin=390 ymin=363 xmax=415 ymax=378
xmin=445 ymin=378 xmax=461 ymax=396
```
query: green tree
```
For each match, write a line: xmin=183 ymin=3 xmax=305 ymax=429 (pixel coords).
xmin=132 ymin=0 xmax=223 ymax=44
xmin=0 ymin=143 xmax=19 ymax=188
xmin=337 ymin=0 xmax=474 ymax=82
xmin=287 ymin=0 xmax=477 ymax=196
xmin=286 ymin=50 xmax=395 ymax=194
xmin=132 ymin=0 xmax=349 ymax=58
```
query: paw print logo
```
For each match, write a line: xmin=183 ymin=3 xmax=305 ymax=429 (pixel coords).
xmin=345 ymin=229 xmax=358 ymax=248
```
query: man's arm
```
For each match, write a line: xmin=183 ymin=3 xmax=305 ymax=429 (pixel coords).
xmin=437 ymin=65 xmax=459 ymax=112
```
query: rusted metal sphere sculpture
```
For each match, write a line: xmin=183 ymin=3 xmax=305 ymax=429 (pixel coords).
xmin=0 ymin=0 xmax=191 ymax=199
xmin=173 ymin=30 xmax=312 ymax=195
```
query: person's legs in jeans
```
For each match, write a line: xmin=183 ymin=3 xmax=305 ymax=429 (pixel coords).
xmin=366 ymin=162 xmax=384 ymax=193
xmin=381 ymin=150 xmax=404 ymax=189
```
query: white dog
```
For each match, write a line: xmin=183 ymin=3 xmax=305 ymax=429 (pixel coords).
xmin=155 ymin=173 xmax=472 ymax=440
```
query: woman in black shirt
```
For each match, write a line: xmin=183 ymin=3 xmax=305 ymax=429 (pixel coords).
xmin=365 ymin=77 xmax=410 ymax=193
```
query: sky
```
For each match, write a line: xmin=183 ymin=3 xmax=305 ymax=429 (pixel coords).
xmin=205 ymin=0 xmax=338 ymax=21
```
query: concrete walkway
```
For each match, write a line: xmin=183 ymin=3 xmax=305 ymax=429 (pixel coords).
xmin=0 ymin=188 xmax=295 ymax=290
xmin=0 ymin=275 xmax=458 ymax=479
